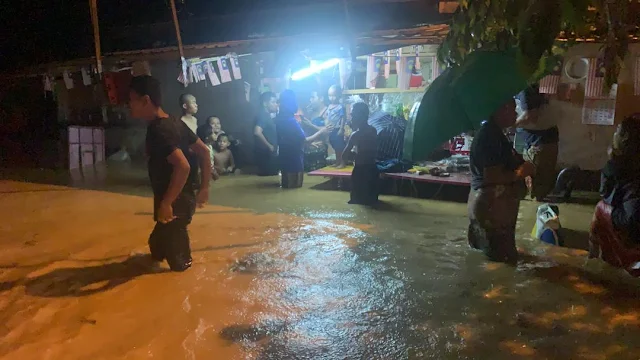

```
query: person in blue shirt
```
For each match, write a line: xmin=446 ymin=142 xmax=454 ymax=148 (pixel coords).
xmin=275 ymin=90 xmax=328 ymax=188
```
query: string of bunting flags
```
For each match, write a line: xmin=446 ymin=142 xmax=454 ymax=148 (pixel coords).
xmin=178 ymin=53 xmax=243 ymax=87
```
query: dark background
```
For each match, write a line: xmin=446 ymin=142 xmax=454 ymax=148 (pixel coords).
xmin=0 ymin=0 xmax=445 ymax=72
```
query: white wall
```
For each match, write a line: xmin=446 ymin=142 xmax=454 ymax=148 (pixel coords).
xmin=551 ymin=43 xmax=640 ymax=170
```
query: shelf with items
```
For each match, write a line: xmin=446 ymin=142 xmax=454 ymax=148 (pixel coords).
xmin=343 ymin=87 xmax=427 ymax=95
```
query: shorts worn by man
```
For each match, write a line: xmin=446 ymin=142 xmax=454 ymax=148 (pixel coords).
xmin=130 ymin=75 xmax=211 ymax=272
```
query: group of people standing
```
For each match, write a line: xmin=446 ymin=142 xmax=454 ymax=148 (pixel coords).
xmin=252 ymin=85 xmax=353 ymax=188
xmin=179 ymin=94 xmax=237 ymax=179
xmin=467 ymin=84 xmax=562 ymax=265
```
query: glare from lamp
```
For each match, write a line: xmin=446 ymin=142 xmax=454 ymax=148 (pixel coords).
xmin=291 ymin=58 xmax=341 ymax=81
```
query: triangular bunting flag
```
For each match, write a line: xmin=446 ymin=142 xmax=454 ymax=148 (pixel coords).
xmin=229 ymin=54 xmax=242 ymax=80
xmin=81 ymin=67 xmax=92 ymax=86
xmin=63 ymin=70 xmax=74 ymax=89
xmin=205 ymin=61 xmax=221 ymax=86
xmin=217 ymin=57 xmax=232 ymax=83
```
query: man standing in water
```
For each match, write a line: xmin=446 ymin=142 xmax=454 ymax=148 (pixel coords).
xmin=468 ymin=99 xmax=535 ymax=264
xmin=129 ymin=76 xmax=211 ymax=271
xmin=515 ymin=85 xmax=559 ymax=201
xmin=254 ymin=92 xmax=279 ymax=176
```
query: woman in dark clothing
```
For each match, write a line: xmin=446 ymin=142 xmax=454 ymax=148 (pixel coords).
xmin=275 ymin=90 xmax=328 ymax=188
xmin=599 ymin=115 xmax=640 ymax=244
xmin=467 ymin=99 xmax=536 ymax=265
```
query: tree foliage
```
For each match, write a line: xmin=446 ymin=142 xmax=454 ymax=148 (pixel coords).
xmin=438 ymin=0 xmax=640 ymax=87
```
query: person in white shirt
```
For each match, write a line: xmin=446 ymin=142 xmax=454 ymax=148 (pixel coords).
xmin=515 ymin=84 xmax=560 ymax=202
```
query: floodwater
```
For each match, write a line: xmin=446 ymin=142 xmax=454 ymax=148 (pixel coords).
xmin=1 ymin=168 xmax=639 ymax=360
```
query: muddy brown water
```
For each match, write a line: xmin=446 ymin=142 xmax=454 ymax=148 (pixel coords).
xmin=0 ymin=169 xmax=639 ymax=359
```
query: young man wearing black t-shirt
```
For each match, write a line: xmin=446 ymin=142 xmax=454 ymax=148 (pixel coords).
xmin=129 ymin=76 xmax=211 ymax=272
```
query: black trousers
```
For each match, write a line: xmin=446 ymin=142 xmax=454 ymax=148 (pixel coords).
xmin=350 ymin=163 xmax=379 ymax=205
xmin=256 ymin=149 xmax=279 ymax=176
xmin=149 ymin=192 xmax=196 ymax=272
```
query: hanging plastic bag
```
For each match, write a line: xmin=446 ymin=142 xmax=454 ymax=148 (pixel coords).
xmin=531 ymin=203 xmax=564 ymax=246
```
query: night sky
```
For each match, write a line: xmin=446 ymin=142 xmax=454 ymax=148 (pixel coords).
xmin=0 ymin=0 xmax=333 ymax=72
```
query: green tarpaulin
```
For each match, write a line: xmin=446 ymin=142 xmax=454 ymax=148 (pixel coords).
xmin=403 ymin=49 xmax=530 ymax=161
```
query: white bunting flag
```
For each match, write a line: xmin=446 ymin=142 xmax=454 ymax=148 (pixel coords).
xmin=205 ymin=61 xmax=221 ymax=86
xmin=189 ymin=64 xmax=200 ymax=83
xmin=177 ymin=57 xmax=189 ymax=86
xmin=395 ymin=49 xmax=402 ymax=80
xmin=63 ymin=70 xmax=74 ymax=89
xmin=196 ymin=62 xmax=207 ymax=81
xmin=338 ymin=58 xmax=351 ymax=89
xmin=43 ymin=74 xmax=53 ymax=92
xmin=383 ymin=51 xmax=391 ymax=79
xmin=81 ymin=67 xmax=92 ymax=86
xmin=366 ymin=55 xmax=381 ymax=88
xmin=217 ymin=57 xmax=232 ymax=83
xmin=229 ymin=54 xmax=242 ymax=80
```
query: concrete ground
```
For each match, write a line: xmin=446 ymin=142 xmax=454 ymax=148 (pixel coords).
xmin=0 ymin=166 xmax=639 ymax=360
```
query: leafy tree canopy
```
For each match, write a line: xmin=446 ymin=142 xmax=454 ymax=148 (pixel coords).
xmin=438 ymin=0 xmax=640 ymax=87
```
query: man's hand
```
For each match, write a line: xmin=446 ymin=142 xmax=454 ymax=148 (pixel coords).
xmin=517 ymin=162 xmax=536 ymax=178
xmin=268 ymin=144 xmax=275 ymax=153
xmin=158 ymin=201 xmax=176 ymax=224
xmin=196 ymin=187 xmax=209 ymax=208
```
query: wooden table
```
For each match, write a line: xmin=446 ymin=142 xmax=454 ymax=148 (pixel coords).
xmin=381 ymin=172 xmax=471 ymax=198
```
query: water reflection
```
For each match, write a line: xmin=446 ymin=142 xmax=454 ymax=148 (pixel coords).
xmin=1 ymin=178 xmax=640 ymax=359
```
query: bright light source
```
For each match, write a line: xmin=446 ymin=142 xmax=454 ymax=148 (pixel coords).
xmin=291 ymin=58 xmax=340 ymax=81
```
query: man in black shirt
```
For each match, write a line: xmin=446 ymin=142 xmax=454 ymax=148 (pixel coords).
xmin=253 ymin=91 xmax=279 ymax=176
xmin=468 ymin=99 xmax=535 ymax=264
xmin=129 ymin=75 xmax=211 ymax=272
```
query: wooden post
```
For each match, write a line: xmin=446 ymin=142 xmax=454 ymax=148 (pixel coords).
xmin=89 ymin=0 xmax=102 ymax=76
xmin=342 ymin=0 xmax=356 ymax=62
xmin=169 ymin=0 xmax=187 ymax=86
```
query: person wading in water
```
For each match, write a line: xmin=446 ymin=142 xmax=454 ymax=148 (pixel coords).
xmin=130 ymin=76 xmax=211 ymax=271
xmin=467 ymin=98 xmax=536 ymax=265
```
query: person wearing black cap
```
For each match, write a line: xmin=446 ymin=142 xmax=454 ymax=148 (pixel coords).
xmin=515 ymin=85 xmax=560 ymax=202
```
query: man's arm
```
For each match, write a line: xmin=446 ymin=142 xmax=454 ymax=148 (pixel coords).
xmin=483 ymin=164 xmax=531 ymax=186
xmin=254 ymin=125 xmax=274 ymax=151
xmin=305 ymin=127 xmax=328 ymax=143
xmin=301 ymin=116 xmax=322 ymax=131
xmin=164 ymin=149 xmax=191 ymax=206
xmin=341 ymin=132 xmax=356 ymax=162
xmin=479 ymin=137 xmax=534 ymax=185
xmin=515 ymin=109 xmax=539 ymax=128
xmin=189 ymin=138 xmax=212 ymax=191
